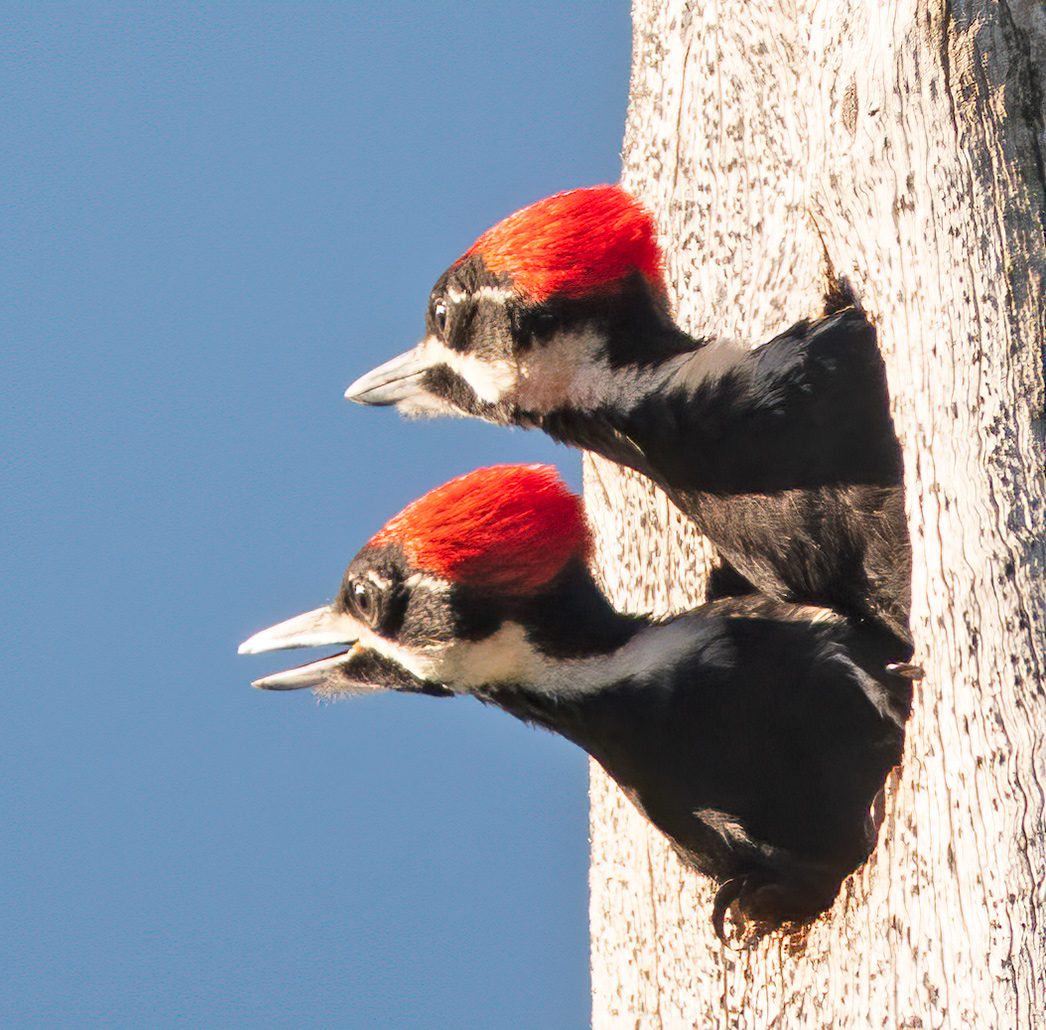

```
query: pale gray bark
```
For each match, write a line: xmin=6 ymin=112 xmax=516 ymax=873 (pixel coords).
xmin=587 ymin=2 xmax=1046 ymax=1027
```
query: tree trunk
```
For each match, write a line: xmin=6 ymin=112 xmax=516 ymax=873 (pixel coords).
xmin=587 ymin=2 xmax=1046 ymax=1026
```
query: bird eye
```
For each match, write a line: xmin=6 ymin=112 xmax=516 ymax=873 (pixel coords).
xmin=350 ymin=580 xmax=381 ymax=627
xmin=432 ymin=299 xmax=449 ymax=337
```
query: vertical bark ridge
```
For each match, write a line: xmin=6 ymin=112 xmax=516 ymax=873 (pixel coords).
xmin=589 ymin=1 xmax=1046 ymax=1025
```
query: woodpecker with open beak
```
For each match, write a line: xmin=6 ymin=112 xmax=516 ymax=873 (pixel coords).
xmin=240 ymin=464 xmax=911 ymax=937
xmin=344 ymin=185 xmax=912 ymax=647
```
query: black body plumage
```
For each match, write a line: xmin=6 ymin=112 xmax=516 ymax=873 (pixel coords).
xmin=331 ymin=183 xmax=919 ymax=931
xmin=481 ymin=572 xmax=911 ymax=933
xmin=242 ymin=517 xmax=911 ymax=938
xmin=533 ymin=303 xmax=911 ymax=644
xmin=347 ymin=257 xmax=913 ymax=651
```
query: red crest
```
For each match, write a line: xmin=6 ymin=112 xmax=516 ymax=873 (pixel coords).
xmin=464 ymin=184 xmax=665 ymax=302
xmin=370 ymin=465 xmax=588 ymax=594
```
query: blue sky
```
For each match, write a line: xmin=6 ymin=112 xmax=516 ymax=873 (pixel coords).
xmin=3 ymin=4 xmax=631 ymax=1026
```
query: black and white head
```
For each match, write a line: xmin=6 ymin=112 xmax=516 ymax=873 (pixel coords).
xmin=344 ymin=185 xmax=690 ymax=427
xmin=239 ymin=464 xmax=600 ymax=698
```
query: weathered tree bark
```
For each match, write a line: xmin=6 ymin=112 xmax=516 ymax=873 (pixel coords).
xmin=587 ymin=2 xmax=1046 ymax=1026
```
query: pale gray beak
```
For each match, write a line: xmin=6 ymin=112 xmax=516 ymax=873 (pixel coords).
xmin=238 ymin=606 xmax=372 ymax=691
xmin=238 ymin=606 xmax=360 ymax=655
xmin=344 ymin=348 xmax=431 ymax=406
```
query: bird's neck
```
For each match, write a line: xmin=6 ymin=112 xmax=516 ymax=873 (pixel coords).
xmin=532 ymin=327 xmax=752 ymax=492
xmin=474 ymin=561 xmax=706 ymax=739
xmin=537 ymin=310 xmax=901 ymax=495
xmin=506 ymin=557 xmax=642 ymax=660
xmin=482 ymin=612 xmax=709 ymax=766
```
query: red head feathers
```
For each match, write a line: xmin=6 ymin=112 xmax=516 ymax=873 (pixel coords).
xmin=370 ymin=465 xmax=589 ymax=595
xmin=463 ymin=184 xmax=666 ymax=303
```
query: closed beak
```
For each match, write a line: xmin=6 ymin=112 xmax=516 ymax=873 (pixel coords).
xmin=344 ymin=348 xmax=431 ymax=406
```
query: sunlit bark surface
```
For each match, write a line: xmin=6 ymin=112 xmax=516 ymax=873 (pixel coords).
xmin=588 ymin=2 xmax=1046 ymax=1026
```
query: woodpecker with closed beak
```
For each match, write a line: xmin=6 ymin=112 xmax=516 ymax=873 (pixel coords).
xmin=345 ymin=186 xmax=912 ymax=647
xmin=240 ymin=465 xmax=911 ymax=937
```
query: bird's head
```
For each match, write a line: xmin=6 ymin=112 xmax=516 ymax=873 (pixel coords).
xmin=344 ymin=185 xmax=679 ymax=425
xmin=239 ymin=465 xmax=594 ymax=697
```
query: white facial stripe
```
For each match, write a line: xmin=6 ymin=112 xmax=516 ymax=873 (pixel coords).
xmin=345 ymin=615 xmax=703 ymax=698
xmin=431 ymin=622 xmax=535 ymax=689
xmin=403 ymin=571 xmax=451 ymax=595
xmin=353 ymin=622 xmax=532 ymax=692
xmin=510 ymin=327 xmax=694 ymax=416
xmin=444 ymin=285 xmax=515 ymax=305
xmin=355 ymin=623 xmax=446 ymax=682
xmin=283 ymin=576 xmax=448 ymax=686
xmin=416 ymin=335 xmax=518 ymax=404
xmin=510 ymin=327 xmax=600 ymax=413
xmin=512 ymin=327 xmax=671 ymax=415
xmin=671 ymin=337 xmax=750 ymax=384
xmin=350 ymin=618 xmax=535 ymax=692
xmin=475 ymin=285 xmax=515 ymax=303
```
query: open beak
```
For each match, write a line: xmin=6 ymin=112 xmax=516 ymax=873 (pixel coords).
xmin=239 ymin=606 xmax=360 ymax=655
xmin=344 ymin=348 xmax=432 ymax=406
xmin=240 ymin=605 xmax=452 ymax=698
xmin=238 ymin=605 xmax=373 ymax=692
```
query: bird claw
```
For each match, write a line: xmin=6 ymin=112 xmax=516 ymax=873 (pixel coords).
xmin=712 ymin=878 xmax=748 ymax=944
